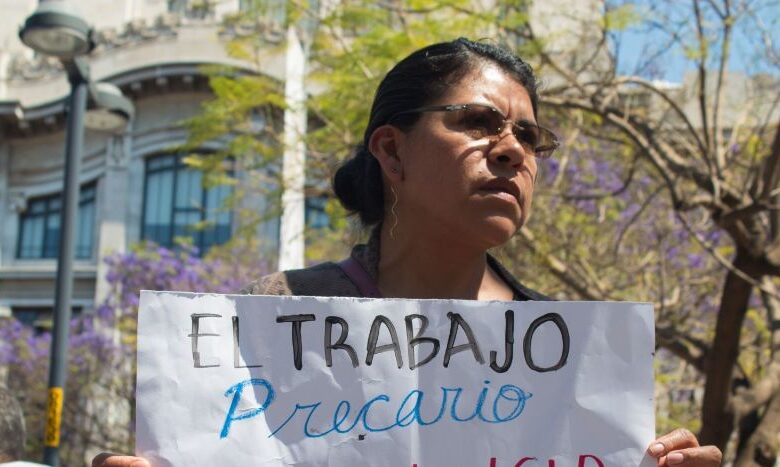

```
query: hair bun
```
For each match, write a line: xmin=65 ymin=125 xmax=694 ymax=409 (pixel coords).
xmin=333 ymin=147 xmax=385 ymax=225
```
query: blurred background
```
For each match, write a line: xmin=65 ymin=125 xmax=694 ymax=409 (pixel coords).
xmin=0 ymin=0 xmax=778 ymax=465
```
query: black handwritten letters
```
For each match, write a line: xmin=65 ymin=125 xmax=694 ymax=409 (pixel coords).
xmin=443 ymin=312 xmax=485 ymax=367
xmin=523 ymin=313 xmax=569 ymax=372
xmin=490 ymin=310 xmax=514 ymax=373
xmin=324 ymin=316 xmax=359 ymax=368
xmin=365 ymin=315 xmax=404 ymax=368
xmin=276 ymin=314 xmax=316 ymax=370
xmin=188 ymin=310 xmax=571 ymax=374
xmin=406 ymin=314 xmax=439 ymax=370
xmin=188 ymin=313 xmax=221 ymax=368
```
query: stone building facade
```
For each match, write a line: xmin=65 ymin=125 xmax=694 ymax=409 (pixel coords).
xmin=0 ymin=0 xmax=656 ymax=329
xmin=0 ymin=0 xmax=290 ymax=327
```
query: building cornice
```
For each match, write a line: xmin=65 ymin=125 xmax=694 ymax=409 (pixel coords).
xmin=0 ymin=264 xmax=98 ymax=279
xmin=0 ymin=15 xmax=285 ymax=138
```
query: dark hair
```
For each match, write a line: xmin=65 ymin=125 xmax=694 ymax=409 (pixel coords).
xmin=333 ymin=37 xmax=539 ymax=226
xmin=0 ymin=387 xmax=25 ymax=462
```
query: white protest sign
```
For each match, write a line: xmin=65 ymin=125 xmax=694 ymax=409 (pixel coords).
xmin=136 ymin=292 xmax=655 ymax=467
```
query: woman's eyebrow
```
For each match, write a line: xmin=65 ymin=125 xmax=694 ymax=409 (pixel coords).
xmin=513 ymin=118 xmax=537 ymax=127
xmin=485 ymin=104 xmax=536 ymax=126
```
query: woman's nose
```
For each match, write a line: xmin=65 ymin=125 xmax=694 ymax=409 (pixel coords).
xmin=488 ymin=125 xmax=531 ymax=168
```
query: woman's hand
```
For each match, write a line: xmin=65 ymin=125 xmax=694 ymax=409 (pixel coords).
xmin=92 ymin=453 xmax=150 ymax=467
xmin=647 ymin=429 xmax=722 ymax=466
xmin=91 ymin=430 xmax=722 ymax=467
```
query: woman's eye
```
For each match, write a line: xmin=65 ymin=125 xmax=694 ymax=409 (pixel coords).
xmin=465 ymin=114 xmax=491 ymax=127
xmin=515 ymin=127 xmax=539 ymax=149
xmin=460 ymin=111 xmax=497 ymax=137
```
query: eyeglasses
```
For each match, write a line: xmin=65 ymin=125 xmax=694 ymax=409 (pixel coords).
xmin=391 ymin=102 xmax=560 ymax=159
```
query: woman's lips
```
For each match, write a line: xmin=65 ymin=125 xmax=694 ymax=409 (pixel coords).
xmin=477 ymin=178 xmax=522 ymax=205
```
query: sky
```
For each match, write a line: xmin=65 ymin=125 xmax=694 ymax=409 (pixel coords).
xmin=611 ymin=1 xmax=780 ymax=82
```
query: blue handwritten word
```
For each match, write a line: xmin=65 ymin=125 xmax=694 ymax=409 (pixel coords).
xmin=220 ymin=378 xmax=275 ymax=438
xmin=220 ymin=379 xmax=531 ymax=439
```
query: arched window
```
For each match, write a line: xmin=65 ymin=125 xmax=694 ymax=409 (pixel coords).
xmin=141 ymin=154 xmax=232 ymax=254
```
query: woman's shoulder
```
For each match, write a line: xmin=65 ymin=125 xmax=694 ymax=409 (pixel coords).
xmin=487 ymin=254 xmax=552 ymax=301
xmin=240 ymin=261 xmax=361 ymax=297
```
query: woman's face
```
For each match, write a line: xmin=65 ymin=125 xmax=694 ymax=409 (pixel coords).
xmin=393 ymin=62 xmax=539 ymax=250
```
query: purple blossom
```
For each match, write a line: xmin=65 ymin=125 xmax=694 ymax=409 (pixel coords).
xmin=542 ymin=158 xmax=560 ymax=184
xmin=0 ymin=240 xmax=270 ymax=463
xmin=687 ymin=253 xmax=704 ymax=269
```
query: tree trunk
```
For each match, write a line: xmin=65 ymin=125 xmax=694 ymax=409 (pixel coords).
xmin=699 ymin=252 xmax=757 ymax=450
xmin=733 ymin=394 xmax=780 ymax=466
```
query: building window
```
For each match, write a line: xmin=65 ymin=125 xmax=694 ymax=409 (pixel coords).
xmin=167 ymin=0 xmax=186 ymax=13
xmin=240 ymin=0 xmax=285 ymax=20
xmin=142 ymin=154 xmax=232 ymax=254
xmin=305 ymin=196 xmax=330 ymax=229
xmin=17 ymin=183 xmax=96 ymax=260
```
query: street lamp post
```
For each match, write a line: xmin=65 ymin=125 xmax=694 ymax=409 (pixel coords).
xmin=19 ymin=2 xmax=134 ymax=465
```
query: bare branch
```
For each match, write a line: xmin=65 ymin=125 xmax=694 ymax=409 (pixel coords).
xmin=613 ymin=184 xmax=666 ymax=256
xmin=731 ymin=359 xmax=780 ymax=417
xmin=704 ymin=0 xmax=728 ymax=18
xmin=759 ymin=125 xmax=780 ymax=202
xmin=615 ymin=76 xmax=709 ymax=157
xmin=657 ymin=324 xmax=710 ymax=371
xmin=561 ymin=151 xmax=639 ymax=200
xmin=711 ymin=0 xmax=732 ymax=175
xmin=518 ymin=227 xmax=607 ymax=300
xmin=732 ymin=390 xmax=780 ymax=466
xmin=543 ymin=95 xmax=707 ymax=206
xmin=676 ymin=210 xmax=780 ymax=298
xmin=693 ymin=0 xmax=714 ymax=158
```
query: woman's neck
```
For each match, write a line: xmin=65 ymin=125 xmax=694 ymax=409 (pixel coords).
xmin=375 ymin=222 xmax=513 ymax=300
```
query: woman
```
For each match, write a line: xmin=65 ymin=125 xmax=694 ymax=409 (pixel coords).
xmin=94 ymin=38 xmax=721 ymax=467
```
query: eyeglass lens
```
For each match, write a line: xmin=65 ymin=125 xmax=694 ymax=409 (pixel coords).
xmin=452 ymin=105 xmax=552 ymax=155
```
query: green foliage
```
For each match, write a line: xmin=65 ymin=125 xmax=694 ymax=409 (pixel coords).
xmin=602 ymin=3 xmax=641 ymax=31
xmin=184 ymin=0 xmax=535 ymax=247
xmin=178 ymin=2 xmax=780 ymax=457
xmin=306 ymin=0 xmax=514 ymax=165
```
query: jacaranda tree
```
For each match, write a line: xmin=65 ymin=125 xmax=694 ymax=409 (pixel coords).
xmin=0 ymin=240 xmax=269 ymax=464
xmin=188 ymin=0 xmax=780 ymax=464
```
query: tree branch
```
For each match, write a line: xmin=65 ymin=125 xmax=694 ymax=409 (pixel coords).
xmin=676 ymin=210 xmax=780 ymax=298
xmin=543 ymin=95 xmax=714 ymax=206
xmin=657 ymin=324 xmax=710 ymax=372
xmin=733 ymin=391 xmax=780 ymax=466
xmin=517 ymin=227 xmax=607 ymax=300
xmin=711 ymin=0 xmax=732 ymax=177
xmin=759 ymin=125 xmax=780 ymax=204
xmin=693 ymin=0 xmax=714 ymax=157
xmin=615 ymin=76 xmax=708 ymax=157
xmin=561 ymin=151 xmax=639 ymax=200
xmin=731 ymin=360 xmax=780 ymax=417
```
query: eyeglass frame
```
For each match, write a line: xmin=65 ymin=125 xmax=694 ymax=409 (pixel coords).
xmin=389 ymin=102 xmax=560 ymax=159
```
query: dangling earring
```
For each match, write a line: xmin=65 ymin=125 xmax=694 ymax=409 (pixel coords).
xmin=390 ymin=186 xmax=399 ymax=240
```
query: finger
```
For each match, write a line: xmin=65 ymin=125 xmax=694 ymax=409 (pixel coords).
xmin=648 ymin=428 xmax=700 ymax=458
xmin=92 ymin=453 xmax=151 ymax=467
xmin=660 ymin=446 xmax=722 ymax=466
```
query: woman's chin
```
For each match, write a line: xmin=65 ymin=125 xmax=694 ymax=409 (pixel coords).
xmin=469 ymin=216 xmax=523 ymax=249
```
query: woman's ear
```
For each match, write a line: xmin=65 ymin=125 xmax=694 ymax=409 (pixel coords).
xmin=368 ymin=124 xmax=404 ymax=183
